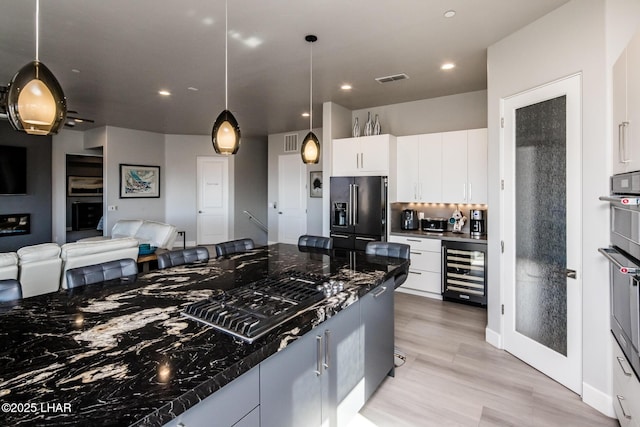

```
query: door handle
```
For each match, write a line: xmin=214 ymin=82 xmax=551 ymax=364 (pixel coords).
xmin=372 ymin=286 xmax=387 ymax=298
xmin=323 ymin=330 xmax=331 ymax=369
xmin=566 ymin=269 xmax=577 ymax=279
xmin=331 ymin=233 xmax=350 ymax=239
xmin=617 ymin=356 xmax=633 ymax=377
xmin=616 ymin=395 xmax=632 ymax=420
xmin=353 ymin=184 xmax=359 ymax=224
xmin=315 ymin=335 xmax=323 ymax=376
xmin=361 ymin=153 xmax=364 ymax=169
xmin=355 ymin=236 xmax=376 ymax=241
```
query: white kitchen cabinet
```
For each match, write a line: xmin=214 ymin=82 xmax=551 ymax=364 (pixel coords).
xmin=441 ymin=129 xmax=488 ymax=204
xmin=394 ymin=129 xmax=486 ymax=204
xmin=613 ymin=29 xmax=640 ymax=175
xmin=611 ymin=335 xmax=640 ymax=427
xmin=467 ymin=128 xmax=488 ymax=204
xmin=389 ymin=235 xmax=442 ymax=299
xmin=394 ymin=133 xmax=442 ymax=202
xmin=332 ymin=134 xmax=395 ymax=177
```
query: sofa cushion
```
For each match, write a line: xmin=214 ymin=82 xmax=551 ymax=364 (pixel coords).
xmin=61 ymin=237 xmax=139 ymax=259
xmin=0 ymin=252 xmax=18 ymax=268
xmin=134 ymin=220 xmax=177 ymax=249
xmin=17 ymin=243 xmax=61 ymax=264
xmin=111 ymin=220 xmax=143 ymax=239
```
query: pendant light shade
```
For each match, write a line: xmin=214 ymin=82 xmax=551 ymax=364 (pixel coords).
xmin=212 ymin=109 xmax=241 ymax=155
xmin=212 ymin=0 xmax=240 ymax=155
xmin=301 ymin=131 xmax=320 ymax=164
xmin=7 ymin=1 xmax=66 ymax=136
xmin=301 ymin=35 xmax=320 ymax=164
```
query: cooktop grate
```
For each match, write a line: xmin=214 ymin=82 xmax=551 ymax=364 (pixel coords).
xmin=181 ymin=271 xmax=326 ymax=343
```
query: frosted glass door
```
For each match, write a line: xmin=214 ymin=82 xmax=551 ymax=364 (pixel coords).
xmin=502 ymin=74 xmax=581 ymax=394
xmin=514 ymin=96 xmax=567 ymax=355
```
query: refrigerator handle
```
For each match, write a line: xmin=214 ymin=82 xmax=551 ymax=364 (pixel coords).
xmin=347 ymin=184 xmax=353 ymax=225
xmin=353 ymin=184 xmax=359 ymax=225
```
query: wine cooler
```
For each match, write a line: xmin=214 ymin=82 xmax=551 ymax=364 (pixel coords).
xmin=442 ymin=241 xmax=487 ymax=305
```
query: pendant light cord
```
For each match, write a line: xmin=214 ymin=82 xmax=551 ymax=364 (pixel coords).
xmin=35 ymin=0 xmax=40 ymax=61
xmin=309 ymin=40 xmax=313 ymax=131
xmin=225 ymin=0 xmax=228 ymax=110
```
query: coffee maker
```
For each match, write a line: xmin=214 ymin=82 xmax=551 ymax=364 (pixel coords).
xmin=470 ymin=209 xmax=486 ymax=236
xmin=401 ymin=209 xmax=419 ymax=230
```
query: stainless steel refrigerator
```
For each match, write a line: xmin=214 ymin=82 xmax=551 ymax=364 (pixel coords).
xmin=329 ymin=176 xmax=387 ymax=250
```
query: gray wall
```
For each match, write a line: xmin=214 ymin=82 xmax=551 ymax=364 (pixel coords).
xmin=233 ymin=136 xmax=268 ymax=246
xmin=0 ymin=121 xmax=52 ymax=252
xmin=487 ymin=0 xmax=640 ymax=413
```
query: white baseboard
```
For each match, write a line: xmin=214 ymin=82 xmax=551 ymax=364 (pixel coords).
xmin=582 ymin=381 xmax=615 ymax=418
xmin=394 ymin=287 xmax=442 ymax=300
xmin=485 ymin=327 xmax=502 ymax=349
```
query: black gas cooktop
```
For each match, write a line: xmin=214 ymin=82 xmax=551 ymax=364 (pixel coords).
xmin=182 ymin=271 xmax=334 ymax=343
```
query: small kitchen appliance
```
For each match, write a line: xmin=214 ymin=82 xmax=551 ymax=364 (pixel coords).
xmin=470 ymin=209 xmax=486 ymax=236
xmin=421 ymin=217 xmax=448 ymax=232
xmin=401 ymin=209 xmax=419 ymax=230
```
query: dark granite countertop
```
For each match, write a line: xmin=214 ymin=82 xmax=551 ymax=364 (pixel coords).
xmin=390 ymin=229 xmax=488 ymax=243
xmin=0 ymin=243 xmax=408 ymax=427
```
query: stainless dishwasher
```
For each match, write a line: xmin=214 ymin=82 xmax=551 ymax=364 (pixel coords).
xmin=442 ymin=240 xmax=487 ymax=305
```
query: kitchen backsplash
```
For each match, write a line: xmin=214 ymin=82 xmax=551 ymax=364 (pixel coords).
xmin=390 ymin=203 xmax=488 ymax=233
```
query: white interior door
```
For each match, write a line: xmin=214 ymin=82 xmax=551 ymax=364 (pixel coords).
xmin=502 ymin=74 xmax=582 ymax=394
xmin=278 ymin=154 xmax=307 ymax=244
xmin=197 ymin=157 xmax=229 ymax=245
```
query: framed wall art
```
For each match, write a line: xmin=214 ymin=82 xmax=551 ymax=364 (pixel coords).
xmin=67 ymin=176 xmax=103 ymax=197
xmin=119 ymin=164 xmax=160 ymax=198
xmin=310 ymin=171 xmax=322 ymax=198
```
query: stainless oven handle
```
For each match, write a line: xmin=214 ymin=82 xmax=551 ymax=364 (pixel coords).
xmin=598 ymin=196 xmax=640 ymax=206
xmin=598 ymin=247 xmax=640 ymax=275
xmin=616 ymin=356 xmax=633 ymax=377
xmin=616 ymin=395 xmax=632 ymax=420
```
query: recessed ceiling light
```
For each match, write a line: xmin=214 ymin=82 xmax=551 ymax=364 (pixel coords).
xmin=202 ymin=17 xmax=214 ymax=26
xmin=158 ymin=90 xmax=171 ymax=96
xmin=71 ymin=68 xmax=80 ymax=73
xmin=74 ymin=118 xmax=84 ymax=123
xmin=441 ymin=63 xmax=455 ymax=70
xmin=188 ymin=87 xmax=199 ymax=91
xmin=302 ymin=112 xmax=310 ymax=118
xmin=341 ymin=84 xmax=352 ymax=90
xmin=444 ymin=10 xmax=456 ymax=18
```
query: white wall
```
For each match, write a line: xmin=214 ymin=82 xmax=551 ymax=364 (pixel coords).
xmin=487 ymin=0 xmax=639 ymax=415
xmin=51 ymin=129 xmax=103 ymax=244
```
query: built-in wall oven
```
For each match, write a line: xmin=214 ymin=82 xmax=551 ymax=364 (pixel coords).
xmin=599 ymin=171 xmax=640 ymax=380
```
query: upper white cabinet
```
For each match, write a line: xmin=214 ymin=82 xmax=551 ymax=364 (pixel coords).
xmin=396 ymin=134 xmax=442 ymax=202
xmin=613 ymin=29 xmax=640 ymax=174
xmin=394 ymin=128 xmax=487 ymax=204
xmin=332 ymin=134 xmax=395 ymax=177
xmin=442 ymin=128 xmax=488 ymax=204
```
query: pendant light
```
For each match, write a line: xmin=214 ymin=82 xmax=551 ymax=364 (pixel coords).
xmin=212 ymin=0 xmax=241 ymax=155
xmin=301 ymin=35 xmax=320 ymax=164
xmin=6 ymin=0 xmax=66 ymax=135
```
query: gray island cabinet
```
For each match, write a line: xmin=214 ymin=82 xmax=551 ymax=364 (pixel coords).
xmin=166 ymin=278 xmax=395 ymax=427
xmin=0 ymin=244 xmax=407 ymax=427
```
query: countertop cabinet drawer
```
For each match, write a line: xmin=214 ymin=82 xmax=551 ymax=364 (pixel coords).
xmin=409 ymin=250 xmax=441 ymax=272
xmin=612 ymin=335 xmax=640 ymax=427
xmin=389 ymin=235 xmax=440 ymax=252
xmin=390 ymin=235 xmax=442 ymax=297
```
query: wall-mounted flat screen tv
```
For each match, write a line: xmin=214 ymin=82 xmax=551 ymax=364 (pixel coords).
xmin=0 ymin=145 xmax=27 ymax=195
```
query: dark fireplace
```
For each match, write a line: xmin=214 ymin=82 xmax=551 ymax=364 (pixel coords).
xmin=0 ymin=214 xmax=31 ymax=237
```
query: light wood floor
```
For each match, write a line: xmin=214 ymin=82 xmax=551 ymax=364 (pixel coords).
xmin=357 ymin=292 xmax=618 ymax=427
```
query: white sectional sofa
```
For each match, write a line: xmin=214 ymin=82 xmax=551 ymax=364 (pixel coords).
xmin=81 ymin=219 xmax=178 ymax=250
xmin=0 ymin=252 xmax=18 ymax=280
xmin=60 ymin=237 xmax=139 ymax=289
xmin=17 ymin=243 xmax=62 ymax=298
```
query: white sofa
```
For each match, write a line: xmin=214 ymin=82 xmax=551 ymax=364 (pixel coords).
xmin=17 ymin=243 xmax=62 ymax=298
xmin=0 ymin=252 xmax=18 ymax=280
xmin=60 ymin=237 xmax=139 ymax=289
xmin=81 ymin=219 xmax=178 ymax=250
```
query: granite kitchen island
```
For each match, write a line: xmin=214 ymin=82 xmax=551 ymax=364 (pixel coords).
xmin=0 ymin=244 xmax=408 ymax=426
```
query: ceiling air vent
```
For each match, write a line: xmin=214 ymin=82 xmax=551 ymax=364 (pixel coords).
xmin=284 ymin=133 xmax=298 ymax=152
xmin=375 ymin=73 xmax=409 ymax=84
